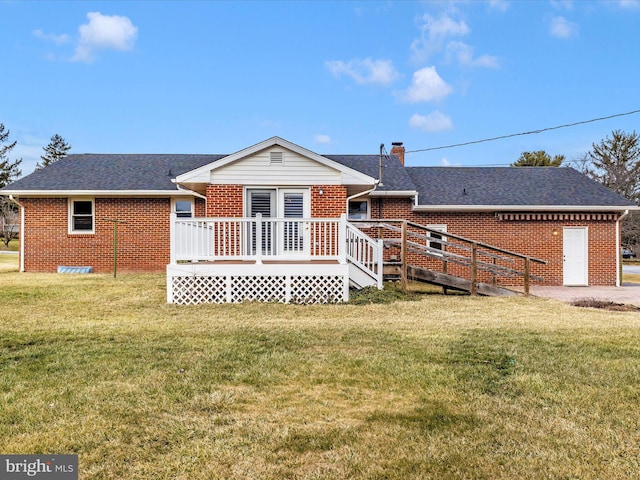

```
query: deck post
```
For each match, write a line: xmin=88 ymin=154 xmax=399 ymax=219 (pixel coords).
xmin=471 ymin=242 xmax=478 ymax=296
xmin=255 ymin=213 xmax=263 ymax=264
xmin=377 ymin=239 xmax=384 ymax=290
xmin=401 ymin=220 xmax=408 ymax=292
xmin=338 ymin=213 xmax=347 ymax=264
xmin=524 ymin=257 xmax=531 ymax=297
xmin=169 ymin=212 xmax=177 ymax=265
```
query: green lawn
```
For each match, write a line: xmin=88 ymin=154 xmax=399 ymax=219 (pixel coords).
xmin=0 ymin=237 xmax=19 ymax=251
xmin=1 ymin=265 xmax=640 ymax=479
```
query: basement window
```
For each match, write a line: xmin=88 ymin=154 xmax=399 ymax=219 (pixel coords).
xmin=69 ymin=199 xmax=94 ymax=234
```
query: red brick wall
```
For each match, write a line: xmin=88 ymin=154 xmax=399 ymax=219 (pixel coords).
xmin=205 ymin=184 xmax=347 ymax=219
xmin=206 ymin=185 xmax=243 ymax=217
xmin=372 ymin=197 xmax=619 ymax=286
xmin=21 ymin=197 xmax=172 ymax=273
xmin=311 ymin=185 xmax=347 ymax=218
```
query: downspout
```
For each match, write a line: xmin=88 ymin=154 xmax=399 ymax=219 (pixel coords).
xmin=345 ymin=181 xmax=379 ymax=220
xmin=175 ymin=184 xmax=207 ymax=214
xmin=8 ymin=195 xmax=25 ymax=272
xmin=616 ymin=209 xmax=630 ymax=287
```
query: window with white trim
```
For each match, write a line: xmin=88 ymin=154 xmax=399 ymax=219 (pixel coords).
xmin=174 ymin=199 xmax=193 ymax=218
xmin=348 ymin=200 xmax=369 ymax=220
xmin=69 ymin=199 xmax=94 ymax=234
xmin=427 ymin=224 xmax=447 ymax=255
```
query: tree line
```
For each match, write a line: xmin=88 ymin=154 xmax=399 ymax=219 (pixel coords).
xmin=0 ymin=124 xmax=71 ymax=247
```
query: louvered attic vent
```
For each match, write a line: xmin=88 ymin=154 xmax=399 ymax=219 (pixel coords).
xmin=270 ymin=151 xmax=284 ymax=164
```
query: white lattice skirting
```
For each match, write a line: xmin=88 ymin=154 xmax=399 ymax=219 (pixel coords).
xmin=167 ymin=263 xmax=349 ymax=305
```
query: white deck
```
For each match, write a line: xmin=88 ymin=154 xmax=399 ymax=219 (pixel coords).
xmin=167 ymin=214 xmax=383 ymax=305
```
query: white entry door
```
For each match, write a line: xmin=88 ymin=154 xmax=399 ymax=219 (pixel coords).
xmin=563 ymin=227 xmax=588 ymax=286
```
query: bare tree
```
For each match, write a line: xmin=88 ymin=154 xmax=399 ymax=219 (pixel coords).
xmin=584 ymin=130 xmax=640 ymax=249
xmin=0 ymin=197 xmax=18 ymax=249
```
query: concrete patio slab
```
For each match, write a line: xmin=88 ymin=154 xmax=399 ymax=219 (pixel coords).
xmin=530 ymin=284 xmax=640 ymax=307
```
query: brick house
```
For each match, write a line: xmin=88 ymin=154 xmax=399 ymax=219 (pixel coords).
xmin=1 ymin=136 xmax=636 ymax=303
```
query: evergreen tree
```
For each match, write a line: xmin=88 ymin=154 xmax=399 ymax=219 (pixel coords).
xmin=511 ymin=150 xmax=565 ymax=167
xmin=36 ymin=134 xmax=71 ymax=171
xmin=0 ymin=123 xmax=22 ymax=188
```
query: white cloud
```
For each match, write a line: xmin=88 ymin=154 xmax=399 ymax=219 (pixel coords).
xmin=550 ymin=0 xmax=575 ymax=11
xmin=618 ymin=0 xmax=640 ymax=8
xmin=411 ymin=13 xmax=470 ymax=63
xmin=71 ymin=12 xmax=138 ymax=63
xmin=446 ymin=41 xmax=499 ymax=68
xmin=410 ymin=12 xmax=497 ymax=69
xmin=488 ymin=1 xmax=509 ymax=12
xmin=550 ymin=16 xmax=578 ymax=39
xmin=314 ymin=134 xmax=331 ymax=144
xmin=401 ymin=67 xmax=453 ymax=103
xmin=440 ymin=157 xmax=451 ymax=166
xmin=409 ymin=111 xmax=453 ymax=132
xmin=325 ymin=58 xmax=400 ymax=86
xmin=32 ymin=29 xmax=70 ymax=46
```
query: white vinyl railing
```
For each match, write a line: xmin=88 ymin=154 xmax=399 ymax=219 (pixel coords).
xmin=170 ymin=213 xmax=346 ymax=263
xmin=345 ymin=222 xmax=384 ymax=289
xmin=170 ymin=213 xmax=383 ymax=288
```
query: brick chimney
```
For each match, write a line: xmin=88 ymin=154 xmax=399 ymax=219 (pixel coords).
xmin=391 ymin=142 xmax=405 ymax=165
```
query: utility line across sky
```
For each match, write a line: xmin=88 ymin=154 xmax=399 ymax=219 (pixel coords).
xmin=405 ymin=109 xmax=640 ymax=155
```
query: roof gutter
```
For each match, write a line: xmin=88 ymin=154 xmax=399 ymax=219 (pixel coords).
xmin=346 ymin=181 xmax=379 ymax=216
xmin=8 ymin=195 xmax=25 ymax=272
xmin=616 ymin=209 xmax=630 ymax=287
xmin=176 ymin=184 xmax=206 ymax=200
xmin=0 ymin=190 xmax=197 ymax=198
xmin=369 ymin=190 xmax=418 ymax=198
xmin=412 ymin=204 xmax=640 ymax=212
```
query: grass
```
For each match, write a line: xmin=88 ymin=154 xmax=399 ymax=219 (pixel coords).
xmin=0 ymin=237 xmax=19 ymax=251
xmin=1 ymin=261 xmax=640 ymax=479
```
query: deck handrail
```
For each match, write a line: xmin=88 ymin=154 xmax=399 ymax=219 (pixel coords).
xmin=171 ymin=214 xmax=344 ymax=263
xmin=350 ymin=219 xmax=546 ymax=295
xmin=345 ymin=221 xmax=384 ymax=289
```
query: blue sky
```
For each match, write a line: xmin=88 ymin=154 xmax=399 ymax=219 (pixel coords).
xmin=2 ymin=0 xmax=640 ymax=175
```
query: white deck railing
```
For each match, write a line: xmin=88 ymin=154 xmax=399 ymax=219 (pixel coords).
xmin=170 ymin=213 xmax=347 ymax=263
xmin=169 ymin=213 xmax=383 ymax=289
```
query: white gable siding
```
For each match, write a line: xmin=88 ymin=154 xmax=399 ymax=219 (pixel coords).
xmin=209 ymin=147 xmax=342 ymax=185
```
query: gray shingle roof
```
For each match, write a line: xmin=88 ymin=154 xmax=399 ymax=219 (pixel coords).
xmin=2 ymin=152 xmax=634 ymax=209
xmin=325 ymin=154 xmax=416 ymax=192
xmin=2 ymin=154 xmax=224 ymax=191
xmin=406 ymin=166 xmax=636 ymax=207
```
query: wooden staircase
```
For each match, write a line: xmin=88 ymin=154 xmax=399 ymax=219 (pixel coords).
xmin=351 ymin=220 xmax=546 ymax=297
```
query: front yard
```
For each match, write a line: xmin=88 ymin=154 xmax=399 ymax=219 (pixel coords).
xmin=1 ymin=260 xmax=639 ymax=479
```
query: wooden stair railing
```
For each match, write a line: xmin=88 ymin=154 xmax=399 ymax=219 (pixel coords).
xmin=350 ymin=219 xmax=546 ymax=296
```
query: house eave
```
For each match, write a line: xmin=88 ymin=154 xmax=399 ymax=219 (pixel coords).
xmin=0 ymin=189 xmax=195 ymax=198
xmin=412 ymin=204 xmax=639 ymax=212
xmin=369 ymin=190 xmax=418 ymax=197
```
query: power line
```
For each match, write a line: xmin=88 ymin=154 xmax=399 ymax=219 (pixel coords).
xmin=405 ymin=108 xmax=640 ymax=154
